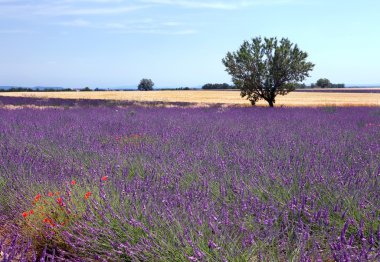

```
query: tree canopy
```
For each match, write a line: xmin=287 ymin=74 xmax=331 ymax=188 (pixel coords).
xmin=202 ymin=83 xmax=236 ymax=90
xmin=222 ymin=37 xmax=314 ymax=107
xmin=314 ymin=78 xmax=345 ymax=88
xmin=316 ymin=78 xmax=331 ymax=88
xmin=138 ymin=79 xmax=154 ymax=91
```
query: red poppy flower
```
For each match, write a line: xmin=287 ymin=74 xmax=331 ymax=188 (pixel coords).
xmin=101 ymin=176 xmax=108 ymax=181
xmin=71 ymin=180 xmax=76 ymax=185
xmin=56 ymin=197 xmax=64 ymax=206
xmin=29 ymin=210 xmax=34 ymax=215
xmin=84 ymin=191 xmax=92 ymax=199
xmin=34 ymin=194 xmax=41 ymax=202
xmin=43 ymin=218 xmax=55 ymax=227
xmin=22 ymin=212 xmax=28 ymax=218
xmin=48 ymin=192 xmax=54 ymax=197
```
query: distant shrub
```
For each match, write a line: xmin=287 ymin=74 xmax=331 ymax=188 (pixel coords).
xmin=314 ymin=78 xmax=345 ymax=88
xmin=138 ymin=79 xmax=154 ymax=91
xmin=202 ymin=83 xmax=236 ymax=89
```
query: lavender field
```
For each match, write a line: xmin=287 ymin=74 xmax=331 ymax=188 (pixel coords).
xmin=1 ymin=102 xmax=380 ymax=261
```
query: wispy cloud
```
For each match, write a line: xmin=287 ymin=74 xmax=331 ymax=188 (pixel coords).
xmin=0 ymin=29 xmax=34 ymax=34
xmin=58 ymin=19 xmax=126 ymax=29
xmin=58 ymin=19 xmax=92 ymax=27
xmin=36 ymin=5 xmax=149 ymax=16
xmin=0 ymin=0 xmax=309 ymax=17
xmin=0 ymin=0 xmax=307 ymax=36
xmin=57 ymin=18 xmax=196 ymax=34
xmin=140 ymin=0 xmax=238 ymax=10
xmin=139 ymin=0 xmax=305 ymax=10
xmin=117 ymin=29 xmax=197 ymax=35
xmin=0 ymin=1 xmax=150 ymax=17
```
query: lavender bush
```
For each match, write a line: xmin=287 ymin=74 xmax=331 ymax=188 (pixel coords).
xmin=0 ymin=104 xmax=380 ymax=261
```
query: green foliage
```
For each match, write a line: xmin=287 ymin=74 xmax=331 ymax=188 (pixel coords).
xmin=0 ymin=176 xmax=7 ymax=209
xmin=314 ymin=78 xmax=345 ymax=88
xmin=316 ymin=78 xmax=331 ymax=88
xmin=138 ymin=78 xmax=154 ymax=91
xmin=202 ymin=83 xmax=236 ymax=90
xmin=222 ymin=37 xmax=314 ymax=107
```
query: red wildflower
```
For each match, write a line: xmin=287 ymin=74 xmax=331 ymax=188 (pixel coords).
xmin=48 ymin=192 xmax=54 ymax=197
xmin=84 ymin=191 xmax=92 ymax=200
xmin=43 ymin=218 xmax=55 ymax=227
xmin=22 ymin=212 xmax=28 ymax=218
xmin=56 ymin=197 xmax=64 ymax=206
xmin=34 ymin=194 xmax=41 ymax=202
xmin=71 ymin=180 xmax=76 ymax=185
xmin=101 ymin=176 xmax=108 ymax=181
xmin=29 ymin=210 xmax=34 ymax=215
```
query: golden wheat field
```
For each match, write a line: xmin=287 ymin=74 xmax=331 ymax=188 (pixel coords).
xmin=1 ymin=90 xmax=380 ymax=107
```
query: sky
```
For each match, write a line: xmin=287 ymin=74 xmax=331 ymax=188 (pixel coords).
xmin=0 ymin=0 xmax=379 ymax=88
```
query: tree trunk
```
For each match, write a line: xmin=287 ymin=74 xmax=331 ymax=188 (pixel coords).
xmin=268 ymin=100 xmax=274 ymax=107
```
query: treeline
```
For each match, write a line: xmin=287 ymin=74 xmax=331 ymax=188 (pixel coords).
xmin=202 ymin=83 xmax=237 ymax=90
xmin=311 ymin=78 xmax=345 ymax=88
xmin=201 ymin=82 xmax=344 ymax=90
xmin=294 ymin=80 xmax=345 ymax=89
xmin=310 ymin=83 xmax=345 ymax=88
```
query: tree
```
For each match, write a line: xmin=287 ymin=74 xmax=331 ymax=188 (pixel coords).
xmin=202 ymin=83 xmax=236 ymax=90
xmin=316 ymin=78 xmax=331 ymax=88
xmin=81 ymin=87 xmax=92 ymax=91
xmin=138 ymin=79 xmax=154 ymax=91
xmin=222 ymin=37 xmax=314 ymax=107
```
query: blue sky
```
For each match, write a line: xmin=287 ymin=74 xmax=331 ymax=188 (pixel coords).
xmin=0 ymin=0 xmax=379 ymax=88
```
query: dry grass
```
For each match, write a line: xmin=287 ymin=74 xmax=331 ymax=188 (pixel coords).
xmin=1 ymin=90 xmax=380 ymax=107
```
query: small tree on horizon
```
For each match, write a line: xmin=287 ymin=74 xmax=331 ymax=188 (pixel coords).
xmin=316 ymin=78 xmax=332 ymax=88
xmin=138 ymin=78 xmax=154 ymax=91
xmin=222 ymin=37 xmax=314 ymax=107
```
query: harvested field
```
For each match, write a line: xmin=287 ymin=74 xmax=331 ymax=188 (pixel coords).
xmin=1 ymin=90 xmax=380 ymax=107
xmin=295 ymin=87 xmax=380 ymax=93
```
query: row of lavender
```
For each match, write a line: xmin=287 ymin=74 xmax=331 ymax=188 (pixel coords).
xmin=0 ymin=96 xmax=201 ymax=108
xmin=0 ymin=105 xmax=380 ymax=261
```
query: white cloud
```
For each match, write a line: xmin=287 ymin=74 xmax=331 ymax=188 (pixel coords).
xmin=161 ymin=21 xmax=182 ymax=26
xmin=59 ymin=19 xmax=92 ymax=27
xmin=117 ymin=28 xmax=197 ymax=35
xmin=139 ymin=0 xmax=238 ymax=10
xmin=0 ymin=1 xmax=150 ymax=17
xmin=57 ymin=18 xmax=196 ymax=35
xmin=139 ymin=0 xmax=304 ymax=10
xmin=0 ymin=0 xmax=308 ymax=35
xmin=36 ymin=4 xmax=149 ymax=16
xmin=0 ymin=29 xmax=34 ymax=34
